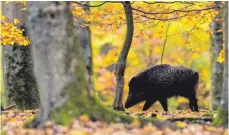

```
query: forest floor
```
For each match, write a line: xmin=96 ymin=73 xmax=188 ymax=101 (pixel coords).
xmin=1 ymin=109 xmax=228 ymax=135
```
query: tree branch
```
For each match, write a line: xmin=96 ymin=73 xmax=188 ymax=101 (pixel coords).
xmin=161 ymin=21 xmax=170 ymax=64
xmin=185 ymin=13 xmax=207 ymax=43
xmin=132 ymin=5 xmax=222 ymax=15
xmin=143 ymin=14 xmax=188 ymax=21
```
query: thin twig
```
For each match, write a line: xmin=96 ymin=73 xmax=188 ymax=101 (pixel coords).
xmin=132 ymin=6 xmax=222 ymax=15
xmin=161 ymin=21 xmax=170 ymax=64
xmin=185 ymin=13 xmax=207 ymax=44
xmin=143 ymin=1 xmax=194 ymax=5
xmin=73 ymin=1 xmax=107 ymax=7
xmin=140 ymin=20 xmax=161 ymax=31
xmin=143 ymin=14 xmax=188 ymax=21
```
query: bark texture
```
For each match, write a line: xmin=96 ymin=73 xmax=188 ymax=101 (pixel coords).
xmin=221 ymin=1 xmax=228 ymax=119
xmin=113 ymin=1 xmax=134 ymax=111
xmin=210 ymin=1 xmax=224 ymax=110
xmin=26 ymin=2 xmax=177 ymax=129
xmin=213 ymin=2 xmax=228 ymax=127
xmin=2 ymin=2 xmax=39 ymax=109
xmin=75 ymin=1 xmax=93 ymax=78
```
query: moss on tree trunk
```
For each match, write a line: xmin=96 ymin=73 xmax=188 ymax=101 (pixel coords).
xmin=213 ymin=107 xmax=228 ymax=127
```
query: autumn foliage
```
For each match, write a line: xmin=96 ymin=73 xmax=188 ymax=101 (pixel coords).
xmin=1 ymin=1 xmax=29 ymax=46
xmin=0 ymin=1 xmax=225 ymax=111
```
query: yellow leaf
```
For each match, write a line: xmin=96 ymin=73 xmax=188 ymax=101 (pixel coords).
xmin=13 ymin=19 xmax=20 ymax=25
xmin=132 ymin=118 xmax=140 ymax=126
xmin=21 ymin=8 xmax=27 ymax=11
xmin=217 ymin=45 xmax=225 ymax=63
xmin=176 ymin=121 xmax=186 ymax=128
xmin=156 ymin=114 xmax=164 ymax=120
xmin=79 ymin=114 xmax=89 ymax=122
xmin=71 ymin=130 xmax=87 ymax=135
xmin=1 ymin=15 xmax=6 ymax=21
xmin=9 ymin=41 xmax=14 ymax=45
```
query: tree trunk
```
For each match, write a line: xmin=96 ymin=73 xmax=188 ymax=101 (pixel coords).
xmin=75 ymin=1 xmax=93 ymax=78
xmin=2 ymin=2 xmax=39 ymax=109
xmin=210 ymin=1 xmax=224 ymax=110
xmin=221 ymin=1 xmax=228 ymax=116
xmin=26 ymin=2 xmax=177 ymax=129
xmin=74 ymin=2 xmax=93 ymax=93
xmin=213 ymin=1 xmax=228 ymax=127
xmin=113 ymin=1 xmax=134 ymax=111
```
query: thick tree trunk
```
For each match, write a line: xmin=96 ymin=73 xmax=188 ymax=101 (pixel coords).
xmin=113 ymin=1 xmax=134 ymax=111
xmin=27 ymin=1 xmax=86 ymax=127
xmin=210 ymin=1 xmax=224 ymax=110
xmin=213 ymin=1 xmax=228 ymax=127
xmin=26 ymin=2 xmax=177 ymax=129
xmin=2 ymin=2 xmax=39 ymax=109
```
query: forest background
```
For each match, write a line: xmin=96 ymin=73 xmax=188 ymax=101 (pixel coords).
xmin=0 ymin=1 xmax=224 ymax=112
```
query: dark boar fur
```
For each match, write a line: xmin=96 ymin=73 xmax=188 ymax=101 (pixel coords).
xmin=125 ymin=64 xmax=199 ymax=112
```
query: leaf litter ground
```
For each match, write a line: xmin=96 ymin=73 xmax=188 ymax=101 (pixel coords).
xmin=1 ymin=109 xmax=228 ymax=135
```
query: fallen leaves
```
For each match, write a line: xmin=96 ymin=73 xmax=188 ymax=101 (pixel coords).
xmin=1 ymin=109 xmax=228 ymax=135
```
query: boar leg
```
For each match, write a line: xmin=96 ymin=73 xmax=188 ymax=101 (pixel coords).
xmin=159 ymin=98 xmax=168 ymax=111
xmin=188 ymin=95 xmax=199 ymax=112
xmin=142 ymin=99 xmax=157 ymax=111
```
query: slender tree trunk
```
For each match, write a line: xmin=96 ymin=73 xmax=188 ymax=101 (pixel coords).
xmin=2 ymin=2 xmax=39 ymax=109
xmin=26 ymin=2 xmax=177 ymax=129
xmin=213 ymin=1 xmax=228 ymax=127
xmin=113 ymin=1 xmax=134 ymax=111
xmin=210 ymin=1 xmax=224 ymax=110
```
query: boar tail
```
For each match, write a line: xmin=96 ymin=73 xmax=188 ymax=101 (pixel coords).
xmin=194 ymin=72 xmax=199 ymax=82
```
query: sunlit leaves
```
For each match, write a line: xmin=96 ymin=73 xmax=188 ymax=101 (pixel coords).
xmin=72 ymin=2 xmax=125 ymax=31
xmin=13 ymin=19 xmax=20 ymax=25
xmin=1 ymin=2 xmax=29 ymax=46
xmin=15 ymin=1 xmax=27 ymax=6
xmin=217 ymin=45 xmax=225 ymax=63
xmin=1 ymin=20 xmax=30 ymax=46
